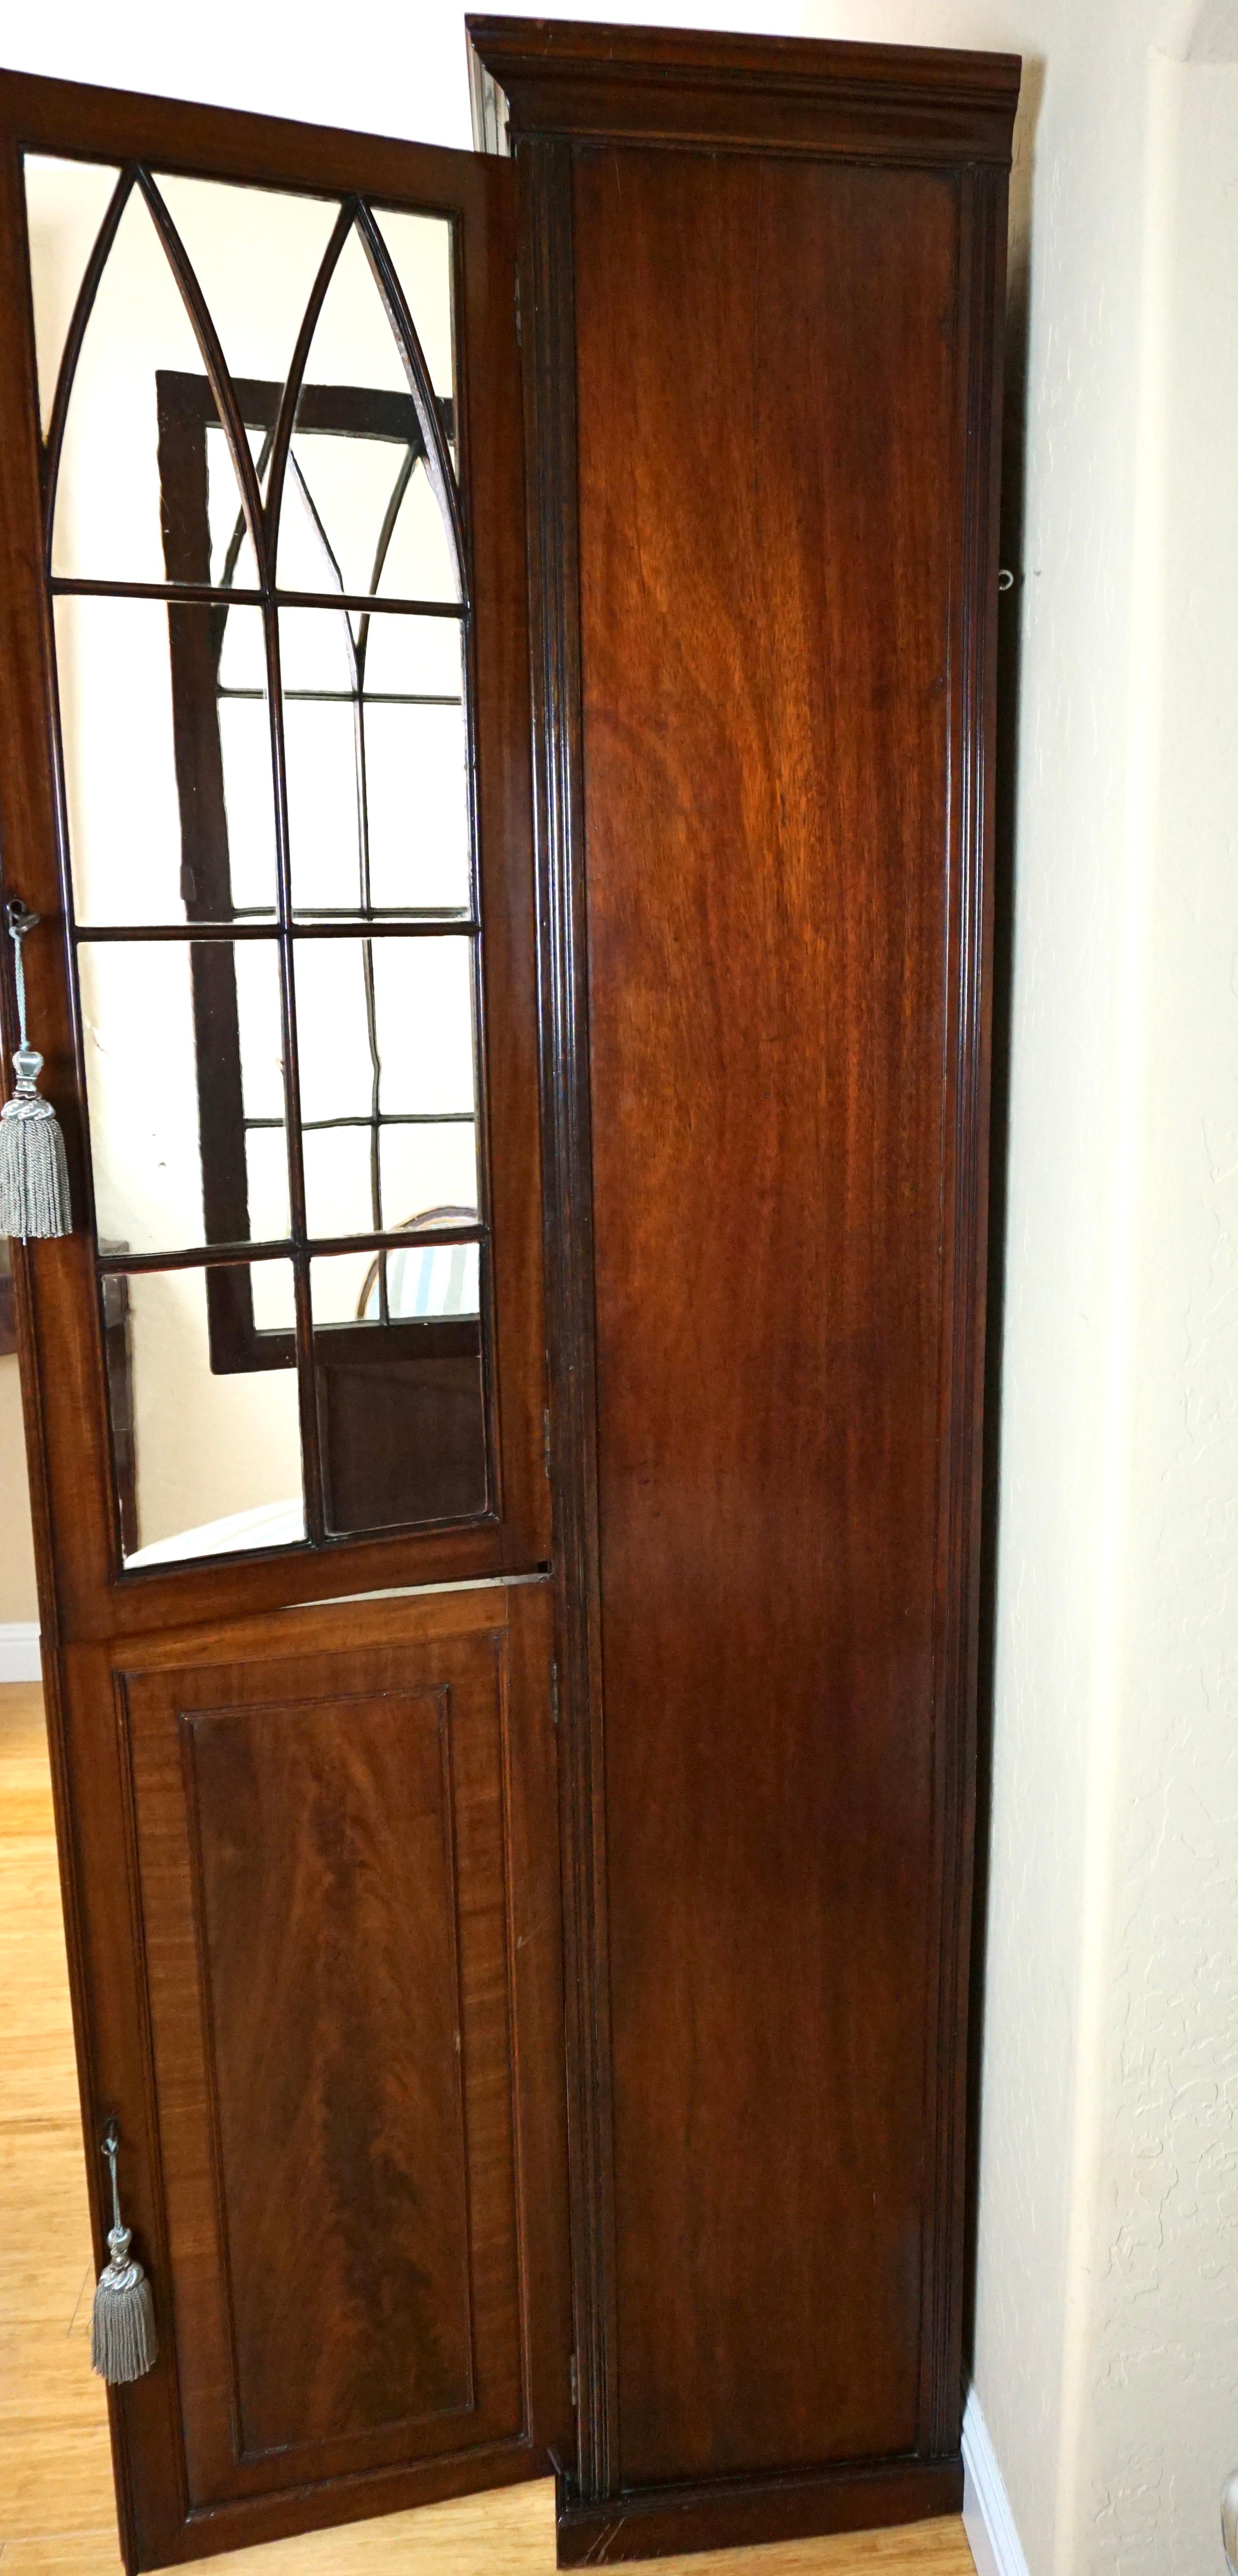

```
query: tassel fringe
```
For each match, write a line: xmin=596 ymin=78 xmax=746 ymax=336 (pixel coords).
xmin=91 ymin=2225 xmax=158 ymax=2385
xmin=0 ymin=1086 xmax=72 ymax=1240
xmin=1 ymin=903 xmax=72 ymax=1241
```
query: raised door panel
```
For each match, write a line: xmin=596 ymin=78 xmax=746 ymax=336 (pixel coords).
xmin=85 ymin=1584 xmax=568 ymax=2563
xmin=566 ymin=136 xmax=995 ymax=2506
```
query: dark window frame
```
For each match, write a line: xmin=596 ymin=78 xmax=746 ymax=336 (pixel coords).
xmin=155 ymin=367 xmax=477 ymax=1382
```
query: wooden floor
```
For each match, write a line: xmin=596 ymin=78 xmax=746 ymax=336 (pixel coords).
xmin=0 ymin=1680 xmax=975 ymax=2576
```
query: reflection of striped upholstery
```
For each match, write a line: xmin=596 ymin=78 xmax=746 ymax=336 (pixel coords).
xmin=360 ymin=1209 xmax=480 ymax=1322
xmin=368 ymin=1240 xmax=480 ymax=1319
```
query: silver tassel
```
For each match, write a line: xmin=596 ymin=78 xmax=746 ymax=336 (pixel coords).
xmin=0 ymin=899 xmax=71 ymax=1241
xmin=91 ymin=2121 xmax=158 ymax=2386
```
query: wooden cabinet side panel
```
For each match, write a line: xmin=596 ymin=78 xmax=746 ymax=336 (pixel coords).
xmin=527 ymin=123 xmax=1008 ymax=2526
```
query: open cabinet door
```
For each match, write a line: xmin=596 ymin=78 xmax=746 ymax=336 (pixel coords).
xmin=0 ymin=68 xmax=570 ymax=2569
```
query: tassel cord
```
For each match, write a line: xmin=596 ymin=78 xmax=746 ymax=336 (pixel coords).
xmin=92 ymin=2122 xmax=158 ymax=2385
xmin=8 ymin=911 xmax=29 ymax=1055
xmin=104 ymin=2123 xmax=123 ymax=2238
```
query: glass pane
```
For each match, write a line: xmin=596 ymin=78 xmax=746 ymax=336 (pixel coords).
xmin=206 ymin=419 xmax=263 ymax=593
xmin=112 ymin=1261 xmax=303 ymax=1568
xmin=282 ymin=427 xmax=426 ymax=602
xmin=274 ymin=216 xmax=460 ymax=604
xmin=279 ymin=600 xmax=355 ymax=693
xmin=373 ymin=936 xmax=476 ymax=1115
xmin=371 ymin=207 xmax=455 ymax=405
xmin=23 ymin=156 xmax=121 ymax=435
xmin=303 ymin=1126 xmax=377 ymax=1241
xmin=311 ymin=1250 xmax=379 ymax=1328
xmin=372 ymin=456 xmax=457 ymax=603
xmin=379 ymin=1122 xmax=478 ymax=1230
xmin=246 ymin=1127 xmax=293 ymax=1245
xmin=283 ymin=704 xmax=363 ymax=917
xmin=311 ymin=1229 xmax=480 ymax=1327
xmin=46 ymin=180 xmax=253 ymax=585
xmin=363 ymin=610 xmax=463 ymax=698
xmin=293 ymin=937 xmax=476 ymax=1225
xmin=252 ymin=1260 xmax=297 ymax=1333
xmin=293 ymin=941 xmax=375 ymax=1129
xmin=56 ymin=594 xmax=276 ymax=925
xmin=384 ymin=1238 xmax=481 ymax=1320
xmin=79 ymin=940 xmax=287 ymax=1255
xmin=154 ymin=173 xmax=336 ymax=403
xmin=311 ymin=1254 xmax=486 ymax=1535
xmin=365 ymin=699 xmax=470 ymax=913
xmin=279 ymin=608 xmax=469 ymax=917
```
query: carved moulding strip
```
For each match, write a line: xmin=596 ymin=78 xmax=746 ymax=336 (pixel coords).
xmin=515 ymin=132 xmax=619 ymax=2507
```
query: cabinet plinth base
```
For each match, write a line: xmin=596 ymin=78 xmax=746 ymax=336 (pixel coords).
xmin=555 ymin=2455 xmax=964 ymax=2566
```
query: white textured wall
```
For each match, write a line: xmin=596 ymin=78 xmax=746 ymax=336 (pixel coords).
xmin=1076 ymin=51 xmax=1238 ymax=2572
xmin=3 ymin=2 xmax=1237 ymax=2568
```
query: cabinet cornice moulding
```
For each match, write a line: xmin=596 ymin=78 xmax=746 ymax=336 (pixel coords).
xmin=466 ymin=14 xmax=1021 ymax=167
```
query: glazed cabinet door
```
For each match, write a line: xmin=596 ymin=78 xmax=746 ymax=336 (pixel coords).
xmin=0 ymin=65 xmax=569 ymax=2572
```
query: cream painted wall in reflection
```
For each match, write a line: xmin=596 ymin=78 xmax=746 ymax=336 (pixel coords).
xmin=18 ymin=157 xmax=471 ymax=1558
xmin=0 ymin=1357 xmax=38 ymax=1621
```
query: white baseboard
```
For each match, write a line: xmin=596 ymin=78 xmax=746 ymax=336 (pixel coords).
xmin=963 ymin=2387 xmax=1031 ymax=2576
xmin=0 ymin=1622 xmax=41 ymax=1682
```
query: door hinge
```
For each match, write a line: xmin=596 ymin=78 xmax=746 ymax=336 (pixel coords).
xmin=514 ymin=262 xmax=522 ymax=348
xmin=543 ymin=1406 xmax=552 ymax=1477
xmin=550 ymin=1661 xmax=559 ymax=1728
xmin=569 ymin=2352 xmax=578 ymax=2408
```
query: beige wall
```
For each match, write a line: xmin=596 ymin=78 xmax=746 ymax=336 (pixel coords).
xmin=0 ymin=1356 xmax=38 ymax=1624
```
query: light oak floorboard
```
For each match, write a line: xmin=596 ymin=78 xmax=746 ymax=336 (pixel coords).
xmin=0 ymin=1681 xmax=975 ymax=2576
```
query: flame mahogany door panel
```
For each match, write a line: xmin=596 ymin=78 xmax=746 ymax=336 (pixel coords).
xmin=66 ymin=1583 xmax=570 ymax=2567
xmin=85 ymin=1583 xmax=569 ymax=2561
xmin=468 ymin=18 xmax=1019 ymax=2566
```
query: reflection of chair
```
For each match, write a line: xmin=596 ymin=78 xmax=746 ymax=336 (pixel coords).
xmin=357 ymin=1207 xmax=479 ymax=1322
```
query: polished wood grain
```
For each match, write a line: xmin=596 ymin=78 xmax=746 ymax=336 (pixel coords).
xmin=184 ymin=1678 xmax=473 ymax=2452
xmin=94 ymin=1582 xmax=568 ymax=2565
xmin=577 ymin=142 xmax=956 ymax=2496
xmin=11 ymin=1585 xmax=568 ymax=2573
xmin=464 ymin=15 xmax=1020 ymax=165
xmin=0 ymin=1682 xmax=976 ymax=2576
xmin=470 ymin=18 xmax=1014 ymax=2562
